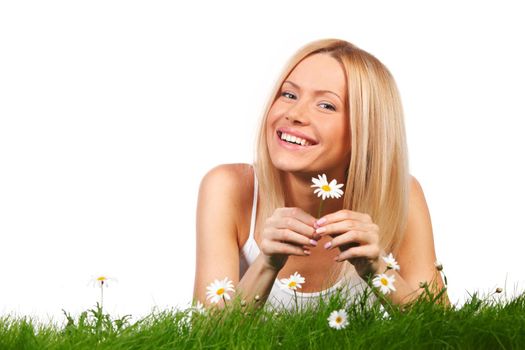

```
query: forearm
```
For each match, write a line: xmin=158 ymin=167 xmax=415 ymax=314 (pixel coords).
xmin=367 ymin=259 xmax=448 ymax=307
xmin=236 ymin=254 xmax=280 ymax=307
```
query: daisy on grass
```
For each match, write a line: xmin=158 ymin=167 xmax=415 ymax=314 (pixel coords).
xmin=328 ymin=309 xmax=349 ymax=330
xmin=89 ymin=275 xmax=117 ymax=310
xmin=206 ymin=277 xmax=235 ymax=304
xmin=280 ymin=272 xmax=305 ymax=310
xmin=373 ymin=273 xmax=396 ymax=295
xmin=279 ymin=272 xmax=305 ymax=291
xmin=191 ymin=301 xmax=206 ymax=315
xmin=382 ymin=253 xmax=400 ymax=271
xmin=434 ymin=260 xmax=448 ymax=286
xmin=311 ymin=174 xmax=344 ymax=200
xmin=90 ymin=275 xmax=117 ymax=288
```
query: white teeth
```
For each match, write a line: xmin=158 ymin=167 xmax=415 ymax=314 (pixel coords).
xmin=279 ymin=132 xmax=312 ymax=146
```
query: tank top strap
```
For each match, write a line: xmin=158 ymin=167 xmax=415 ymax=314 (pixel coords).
xmin=248 ymin=166 xmax=258 ymax=240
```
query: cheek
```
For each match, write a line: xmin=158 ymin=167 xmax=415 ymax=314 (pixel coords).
xmin=265 ymin=103 xmax=283 ymax=132
xmin=326 ymin=126 xmax=350 ymax=154
xmin=267 ymin=103 xmax=283 ymax=121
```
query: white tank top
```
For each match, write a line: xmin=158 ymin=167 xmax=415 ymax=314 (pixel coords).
xmin=239 ymin=166 xmax=374 ymax=310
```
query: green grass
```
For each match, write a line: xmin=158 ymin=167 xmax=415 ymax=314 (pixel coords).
xmin=1 ymin=289 xmax=524 ymax=350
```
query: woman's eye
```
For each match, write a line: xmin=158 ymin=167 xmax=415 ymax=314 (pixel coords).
xmin=319 ymin=102 xmax=336 ymax=111
xmin=281 ymin=91 xmax=296 ymax=99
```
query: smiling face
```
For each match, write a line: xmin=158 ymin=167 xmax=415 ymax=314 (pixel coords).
xmin=266 ymin=53 xmax=351 ymax=179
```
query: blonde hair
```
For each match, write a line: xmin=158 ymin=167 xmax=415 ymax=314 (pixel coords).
xmin=254 ymin=39 xmax=409 ymax=253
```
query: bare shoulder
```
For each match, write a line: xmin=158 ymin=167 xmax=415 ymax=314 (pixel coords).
xmin=198 ymin=163 xmax=254 ymax=209
xmin=197 ymin=163 xmax=254 ymax=242
xmin=396 ymin=175 xmax=438 ymax=288
xmin=408 ymin=175 xmax=431 ymax=219
xmin=200 ymin=163 xmax=253 ymax=186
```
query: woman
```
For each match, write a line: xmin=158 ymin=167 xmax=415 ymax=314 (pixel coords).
xmin=193 ymin=39 xmax=446 ymax=309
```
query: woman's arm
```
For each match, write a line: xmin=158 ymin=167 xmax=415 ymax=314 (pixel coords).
xmin=193 ymin=164 xmax=317 ymax=307
xmin=193 ymin=164 xmax=280 ymax=306
xmin=193 ymin=164 xmax=242 ymax=305
xmin=390 ymin=175 xmax=448 ymax=304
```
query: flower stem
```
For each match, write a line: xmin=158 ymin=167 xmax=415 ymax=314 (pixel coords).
xmin=317 ymin=199 xmax=325 ymax=219
xmin=293 ymin=290 xmax=299 ymax=311
xmin=100 ymin=285 xmax=104 ymax=311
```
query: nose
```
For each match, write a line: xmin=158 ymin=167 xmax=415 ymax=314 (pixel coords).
xmin=285 ymin=102 xmax=310 ymax=125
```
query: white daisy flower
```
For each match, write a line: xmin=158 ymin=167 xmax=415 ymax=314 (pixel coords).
xmin=372 ymin=273 xmax=396 ymax=295
xmin=382 ymin=253 xmax=400 ymax=271
xmin=89 ymin=275 xmax=117 ymax=310
xmin=279 ymin=271 xmax=305 ymax=291
xmin=311 ymin=174 xmax=344 ymax=200
xmin=192 ymin=301 xmax=206 ymax=315
xmin=327 ymin=309 xmax=349 ymax=330
xmin=90 ymin=275 xmax=117 ymax=288
xmin=206 ymin=277 xmax=235 ymax=304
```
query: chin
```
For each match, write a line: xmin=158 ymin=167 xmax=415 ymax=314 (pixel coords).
xmin=269 ymin=157 xmax=318 ymax=176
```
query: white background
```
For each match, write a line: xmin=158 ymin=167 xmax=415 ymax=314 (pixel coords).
xmin=1 ymin=1 xmax=524 ymax=323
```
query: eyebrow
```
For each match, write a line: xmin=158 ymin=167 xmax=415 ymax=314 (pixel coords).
xmin=283 ymin=80 xmax=344 ymax=103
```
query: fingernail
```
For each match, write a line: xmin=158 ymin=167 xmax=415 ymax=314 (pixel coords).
xmin=316 ymin=227 xmax=326 ymax=234
xmin=309 ymin=239 xmax=318 ymax=246
xmin=313 ymin=222 xmax=319 ymax=229
xmin=316 ymin=218 xmax=327 ymax=226
xmin=303 ymin=249 xmax=311 ymax=255
xmin=324 ymin=241 xmax=332 ymax=249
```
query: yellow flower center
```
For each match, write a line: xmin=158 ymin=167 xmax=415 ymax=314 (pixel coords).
xmin=216 ymin=288 xmax=225 ymax=296
xmin=289 ymin=281 xmax=297 ymax=288
xmin=381 ymin=277 xmax=388 ymax=286
xmin=322 ymin=185 xmax=331 ymax=192
xmin=336 ymin=316 xmax=342 ymax=323
xmin=97 ymin=277 xmax=106 ymax=281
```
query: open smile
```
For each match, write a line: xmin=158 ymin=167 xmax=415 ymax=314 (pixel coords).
xmin=276 ymin=130 xmax=318 ymax=150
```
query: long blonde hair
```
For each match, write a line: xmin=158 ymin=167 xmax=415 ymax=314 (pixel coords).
xmin=254 ymin=39 xmax=409 ymax=253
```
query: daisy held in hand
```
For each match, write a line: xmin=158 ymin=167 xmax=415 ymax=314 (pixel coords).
xmin=311 ymin=174 xmax=344 ymax=218
xmin=206 ymin=277 xmax=235 ymax=304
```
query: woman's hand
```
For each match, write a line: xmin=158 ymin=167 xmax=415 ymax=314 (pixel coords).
xmin=260 ymin=207 xmax=318 ymax=272
xmin=315 ymin=210 xmax=382 ymax=280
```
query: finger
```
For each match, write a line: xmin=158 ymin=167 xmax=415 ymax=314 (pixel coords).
xmin=260 ymin=239 xmax=311 ymax=256
xmin=277 ymin=207 xmax=317 ymax=228
xmin=316 ymin=210 xmax=373 ymax=227
xmin=335 ymin=244 xmax=380 ymax=262
xmin=272 ymin=228 xmax=317 ymax=247
xmin=325 ymin=230 xmax=376 ymax=250
xmin=315 ymin=220 xmax=373 ymax=236
xmin=274 ymin=217 xmax=316 ymax=239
